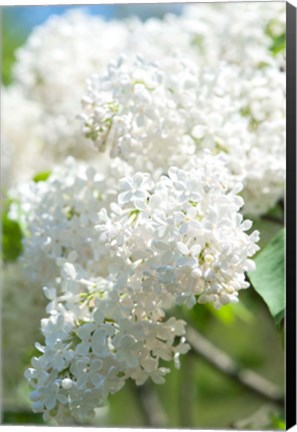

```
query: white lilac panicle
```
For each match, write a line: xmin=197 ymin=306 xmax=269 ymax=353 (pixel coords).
xmin=9 ymin=156 xmax=132 ymax=287
xmin=96 ymin=152 xmax=260 ymax=310
xmin=5 ymin=5 xmax=285 ymax=202
xmin=81 ymin=55 xmax=285 ymax=216
xmin=81 ymin=56 xmax=248 ymax=172
xmin=12 ymin=10 xmax=129 ymax=159
xmin=2 ymin=85 xmax=47 ymax=189
xmin=24 ymin=152 xmax=259 ymax=422
xmin=9 ymin=9 xmax=201 ymax=165
xmin=25 ymin=268 xmax=190 ymax=422
xmin=181 ymin=2 xmax=286 ymax=69
xmin=3 ymin=3 xmax=285 ymax=175
xmin=13 ymin=10 xmax=129 ymax=108
xmin=124 ymin=14 xmax=200 ymax=66
xmin=81 ymin=55 xmax=193 ymax=172
xmin=237 ymin=64 xmax=285 ymax=216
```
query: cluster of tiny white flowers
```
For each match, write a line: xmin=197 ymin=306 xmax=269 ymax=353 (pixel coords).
xmin=25 ymin=272 xmax=190 ymax=422
xmin=181 ymin=2 xmax=286 ymax=69
xmin=19 ymin=152 xmax=259 ymax=421
xmin=81 ymin=55 xmax=285 ymax=215
xmin=5 ymin=5 xmax=285 ymax=215
xmin=96 ymin=152 xmax=260 ymax=309
xmin=12 ymin=10 xmax=130 ymax=161
xmin=81 ymin=56 xmax=202 ymax=172
xmin=2 ymin=86 xmax=45 ymax=190
xmin=8 ymin=156 xmax=132 ymax=286
xmin=238 ymin=64 xmax=285 ymax=215
xmin=9 ymin=10 xmax=199 ymax=170
xmin=2 ymin=2 xmax=285 ymax=424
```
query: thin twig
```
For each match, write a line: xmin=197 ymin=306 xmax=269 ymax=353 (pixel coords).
xmin=132 ymin=381 xmax=169 ymax=428
xmin=179 ymin=354 xmax=195 ymax=427
xmin=279 ymin=199 xmax=284 ymax=212
xmin=261 ymin=214 xmax=284 ymax=225
xmin=186 ymin=326 xmax=284 ymax=405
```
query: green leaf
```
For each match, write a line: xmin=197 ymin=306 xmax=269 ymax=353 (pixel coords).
xmin=248 ymin=228 xmax=285 ymax=325
xmin=274 ymin=309 xmax=284 ymax=329
xmin=264 ymin=19 xmax=285 ymax=57
xmin=271 ymin=414 xmax=286 ymax=430
xmin=1 ymin=197 xmax=24 ymax=263
xmin=33 ymin=170 xmax=52 ymax=183
xmin=2 ymin=411 xmax=45 ymax=425
xmin=2 ymin=212 xmax=23 ymax=263
xmin=270 ymin=33 xmax=285 ymax=56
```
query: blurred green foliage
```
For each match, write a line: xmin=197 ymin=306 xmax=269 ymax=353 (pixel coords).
xmin=3 ymin=411 xmax=44 ymax=425
xmin=270 ymin=33 xmax=286 ymax=56
xmin=265 ymin=19 xmax=286 ymax=56
xmin=1 ymin=200 xmax=23 ymax=263
xmin=2 ymin=11 xmax=27 ymax=85
xmin=33 ymin=171 xmax=52 ymax=183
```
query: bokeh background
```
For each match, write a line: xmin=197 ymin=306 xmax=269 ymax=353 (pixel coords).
xmin=2 ymin=4 xmax=183 ymax=85
xmin=2 ymin=4 xmax=285 ymax=429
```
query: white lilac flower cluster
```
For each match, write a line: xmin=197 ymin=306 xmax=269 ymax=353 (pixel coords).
xmin=2 ymin=86 xmax=44 ymax=190
xmin=237 ymin=65 xmax=285 ymax=215
xmin=7 ymin=10 xmax=197 ymax=173
xmin=5 ymin=4 xmax=285 ymax=216
xmin=17 ymin=152 xmax=259 ymax=421
xmin=9 ymin=10 xmax=129 ymax=163
xmin=81 ymin=55 xmax=285 ymax=216
xmin=81 ymin=56 xmax=202 ymax=172
xmin=8 ymin=156 xmax=132 ymax=286
xmin=4 ymin=155 xmax=128 ymax=418
xmin=2 ymin=2 xmax=284 ymax=425
xmin=181 ymin=2 xmax=286 ymax=69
